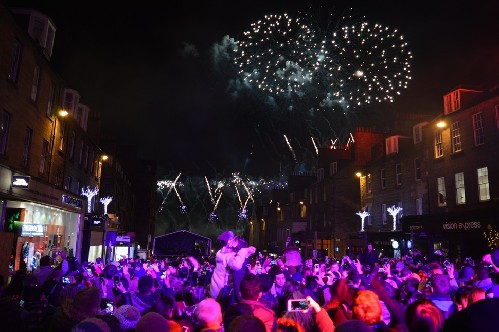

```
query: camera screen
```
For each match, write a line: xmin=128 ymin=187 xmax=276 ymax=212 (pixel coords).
xmin=288 ymin=299 xmax=309 ymax=311
xmin=62 ymin=277 xmax=70 ymax=284
xmin=100 ymin=299 xmax=114 ymax=313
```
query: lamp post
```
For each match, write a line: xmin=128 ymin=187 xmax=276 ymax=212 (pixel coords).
xmin=47 ymin=109 xmax=68 ymax=183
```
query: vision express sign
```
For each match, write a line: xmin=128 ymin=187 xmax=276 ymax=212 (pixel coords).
xmin=403 ymin=215 xmax=490 ymax=234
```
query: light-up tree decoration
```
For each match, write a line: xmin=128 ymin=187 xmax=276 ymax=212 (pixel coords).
xmin=356 ymin=210 xmax=370 ymax=232
xmin=81 ymin=186 xmax=99 ymax=213
xmin=387 ymin=205 xmax=403 ymax=231
xmin=100 ymin=196 xmax=113 ymax=215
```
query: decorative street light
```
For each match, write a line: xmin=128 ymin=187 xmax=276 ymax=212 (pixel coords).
xmin=100 ymin=196 xmax=113 ymax=215
xmin=356 ymin=210 xmax=370 ymax=232
xmin=81 ymin=186 xmax=99 ymax=213
xmin=387 ymin=205 xmax=403 ymax=231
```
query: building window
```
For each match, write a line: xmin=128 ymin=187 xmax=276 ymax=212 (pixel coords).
xmin=8 ymin=39 xmax=23 ymax=83
xmin=451 ymin=121 xmax=462 ymax=153
xmin=435 ymin=131 xmax=443 ymax=158
xmin=330 ymin=162 xmax=337 ymax=176
xmin=299 ymin=204 xmax=306 ymax=218
xmin=89 ymin=150 xmax=95 ymax=174
xmin=58 ymin=124 xmax=65 ymax=152
xmin=55 ymin=169 xmax=62 ymax=187
xmin=22 ymin=127 xmax=33 ymax=167
xmin=69 ymin=131 xmax=76 ymax=159
xmin=79 ymin=140 xmax=84 ymax=165
xmin=317 ymin=168 xmax=324 ymax=181
xmin=472 ymin=112 xmax=485 ymax=146
xmin=64 ymin=175 xmax=72 ymax=191
xmin=437 ymin=177 xmax=447 ymax=207
xmin=413 ymin=122 xmax=427 ymax=144
xmin=367 ymin=174 xmax=372 ymax=193
xmin=47 ymin=83 xmax=56 ymax=117
xmin=396 ymin=201 xmax=403 ymax=222
xmin=415 ymin=198 xmax=423 ymax=215
xmin=414 ymin=158 xmax=422 ymax=181
xmin=83 ymin=145 xmax=88 ymax=168
xmin=477 ymin=167 xmax=490 ymax=202
xmin=366 ymin=204 xmax=372 ymax=225
xmin=39 ymin=139 xmax=49 ymax=175
xmin=380 ymin=169 xmax=386 ymax=189
xmin=0 ymin=111 xmax=11 ymax=155
xmin=30 ymin=65 xmax=41 ymax=102
xmin=396 ymin=163 xmax=402 ymax=186
xmin=386 ymin=136 xmax=399 ymax=154
xmin=455 ymin=172 xmax=466 ymax=205
xmin=381 ymin=203 xmax=387 ymax=224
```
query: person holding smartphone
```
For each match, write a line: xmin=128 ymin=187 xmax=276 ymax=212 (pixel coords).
xmin=55 ymin=272 xmax=87 ymax=306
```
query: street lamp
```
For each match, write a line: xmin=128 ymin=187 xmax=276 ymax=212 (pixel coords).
xmin=48 ymin=109 xmax=69 ymax=182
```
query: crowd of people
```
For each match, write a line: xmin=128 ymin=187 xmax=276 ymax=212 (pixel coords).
xmin=0 ymin=231 xmax=498 ymax=332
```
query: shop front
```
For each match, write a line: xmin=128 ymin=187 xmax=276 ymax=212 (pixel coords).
xmin=400 ymin=207 xmax=499 ymax=262
xmin=1 ymin=172 xmax=84 ymax=273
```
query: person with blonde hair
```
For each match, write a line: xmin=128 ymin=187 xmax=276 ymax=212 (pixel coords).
xmin=352 ymin=290 xmax=383 ymax=326
xmin=276 ymin=316 xmax=305 ymax=332
xmin=196 ymin=298 xmax=223 ymax=332
xmin=468 ymin=286 xmax=486 ymax=305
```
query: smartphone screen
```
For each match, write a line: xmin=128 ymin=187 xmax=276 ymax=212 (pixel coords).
xmin=62 ymin=277 xmax=70 ymax=284
xmin=114 ymin=276 xmax=120 ymax=285
xmin=288 ymin=299 xmax=309 ymax=311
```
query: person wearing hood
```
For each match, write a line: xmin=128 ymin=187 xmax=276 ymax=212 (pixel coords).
xmin=209 ymin=230 xmax=256 ymax=300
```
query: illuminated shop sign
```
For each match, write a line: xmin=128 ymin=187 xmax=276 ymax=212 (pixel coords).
xmin=116 ymin=235 xmax=131 ymax=243
xmin=12 ymin=176 xmax=30 ymax=188
xmin=21 ymin=223 xmax=45 ymax=236
xmin=62 ymin=195 xmax=83 ymax=209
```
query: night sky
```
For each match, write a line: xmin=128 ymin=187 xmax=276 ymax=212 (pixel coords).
xmin=7 ymin=0 xmax=499 ymax=177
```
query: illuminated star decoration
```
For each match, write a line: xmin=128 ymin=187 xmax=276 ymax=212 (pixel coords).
xmin=387 ymin=205 xmax=403 ymax=231
xmin=99 ymin=196 xmax=113 ymax=215
xmin=356 ymin=210 xmax=370 ymax=232
xmin=81 ymin=186 xmax=99 ymax=213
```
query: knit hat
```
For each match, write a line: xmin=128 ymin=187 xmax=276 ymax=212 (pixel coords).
xmin=114 ymin=305 xmax=141 ymax=330
xmin=71 ymin=315 xmax=121 ymax=332
xmin=136 ymin=312 xmax=170 ymax=332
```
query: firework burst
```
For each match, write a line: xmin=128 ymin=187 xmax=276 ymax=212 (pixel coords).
xmin=233 ymin=9 xmax=412 ymax=111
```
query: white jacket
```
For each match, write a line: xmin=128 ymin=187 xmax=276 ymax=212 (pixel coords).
xmin=210 ymin=246 xmax=251 ymax=299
